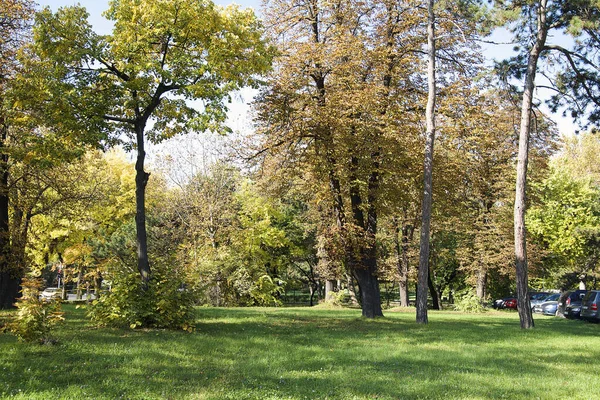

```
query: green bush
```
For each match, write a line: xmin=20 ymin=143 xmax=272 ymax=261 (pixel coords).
xmin=453 ymin=289 xmax=487 ymax=313
xmin=9 ymin=276 xmax=64 ymax=343
xmin=88 ymin=261 xmax=196 ymax=332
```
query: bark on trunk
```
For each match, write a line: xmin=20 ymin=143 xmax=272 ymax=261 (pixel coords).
xmin=416 ymin=0 xmax=436 ymax=324
xmin=0 ymin=270 xmax=19 ymax=309
xmin=394 ymin=216 xmax=412 ymax=307
xmin=514 ymin=0 xmax=548 ymax=330
xmin=325 ymin=279 xmax=336 ymax=301
xmin=348 ymin=152 xmax=383 ymax=318
xmin=396 ymin=218 xmax=415 ymax=307
xmin=0 ymin=112 xmax=17 ymax=309
xmin=476 ymin=266 xmax=487 ymax=300
xmin=427 ymin=267 xmax=441 ymax=310
xmin=135 ymin=122 xmax=151 ymax=287
xmin=353 ymin=256 xmax=383 ymax=318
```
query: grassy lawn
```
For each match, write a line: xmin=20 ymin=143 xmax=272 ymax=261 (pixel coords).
xmin=1 ymin=306 xmax=599 ymax=399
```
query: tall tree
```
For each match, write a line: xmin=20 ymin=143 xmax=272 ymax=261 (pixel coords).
xmin=496 ymin=0 xmax=600 ymax=328
xmin=30 ymin=0 xmax=273 ymax=287
xmin=416 ymin=0 xmax=437 ymax=324
xmin=415 ymin=0 xmax=489 ymax=323
xmin=0 ymin=0 xmax=35 ymax=308
xmin=257 ymin=0 xmax=428 ymax=317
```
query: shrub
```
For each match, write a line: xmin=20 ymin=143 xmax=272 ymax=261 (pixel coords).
xmin=453 ymin=289 xmax=487 ymax=313
xmin=88 ymin=261 xmax=196 ymax=332
xmin=9 ymin=276 xmax=64 ymax=344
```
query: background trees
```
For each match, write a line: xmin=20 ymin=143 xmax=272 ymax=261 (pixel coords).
xmin=2 ymin=0 xmax=600 ymax=328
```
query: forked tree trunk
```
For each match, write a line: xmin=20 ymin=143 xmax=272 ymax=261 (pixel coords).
xmin=416 ymin=0 xmax=436 ymax=324
xmin=352 ymin=250 xmax=383 ymax=318
xmin=514 ymin=0 xmax=548 ymax=330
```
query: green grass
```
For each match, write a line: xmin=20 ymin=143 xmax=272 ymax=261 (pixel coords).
xmin=1 ymin=306 xmax=599 ymax=399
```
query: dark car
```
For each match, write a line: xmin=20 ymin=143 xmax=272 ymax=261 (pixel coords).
xmin=581 ymin=290 xmax=600 ymax=322
xmin=560 ymin=290 xmax=588 ymax=319
xmin=533 ymin=293 xmax=560 ymax=313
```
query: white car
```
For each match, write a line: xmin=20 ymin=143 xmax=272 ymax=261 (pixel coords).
xmin=40 ymin=287 xmax=61 ymax=301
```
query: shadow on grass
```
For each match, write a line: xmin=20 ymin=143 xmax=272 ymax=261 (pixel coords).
xmin=1 ymin=306 xmax=599 ymax=399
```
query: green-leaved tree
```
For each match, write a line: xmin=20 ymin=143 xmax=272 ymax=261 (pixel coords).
xmin=30 ymin=0 xmax=274 ymax=287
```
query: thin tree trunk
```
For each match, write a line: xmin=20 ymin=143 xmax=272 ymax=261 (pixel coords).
xmin=325 ymin=279 xmax=336 ymax=301
xmin=417 ymin=0 xmax=436 ymax=324
xmin=476 ymin=264 xmax=487 ymax=300
xmin=0 ymin=113 xmax=17 ymax=309
xmin=514 ymin=0 xmax=548 ymax=330
xmin=427 ymin=266 xmax=441 ymax=310
xmin=394 ymin=217 xmax=411 ymax=307
xmin=135 ymin=122 xmax=151 ymax=288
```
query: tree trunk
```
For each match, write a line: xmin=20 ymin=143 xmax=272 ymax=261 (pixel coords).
xmin=135 ymin=122 xmax=151 ymax=287
xmin=325 ymin=279 xmax=336 ymax=301
xmin=76 ymin=268 xmax=83 ymax=300
xmin=394 ymin=216 xmax=413 ymax=307
xmin=347 ymin=151 xmax=383 ymax=318
xmin=427 ymin=266 xmax=441 ymax=310
xmin=353 ymin=255 xmax=383 ymax=318
xmin=514 ymin=0 xmax=548 ymax=330
xmin=0 ymin=270 xmax=19 ymax=309
xmin=476 ymin=265 xmax=487 ymax=300
xmin=0 ymin=112 xmax=18 ymax=309
xmin=416 ymin=0 xmax=436 ymax=324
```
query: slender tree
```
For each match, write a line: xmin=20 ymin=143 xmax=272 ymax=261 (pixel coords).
xmin=496 ymin=0 xmax=600 ymax=328
xmin=416 ymin=0 xmax=437 ymax=324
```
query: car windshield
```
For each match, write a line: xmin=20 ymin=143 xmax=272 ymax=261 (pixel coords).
xmin=545 ymin=293 xmax=560 ymax=301
xmin=531 ymin=293 xmax=548 ymax=300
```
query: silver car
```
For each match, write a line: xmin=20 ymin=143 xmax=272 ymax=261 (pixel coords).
xmin=532 ymin=293 xmax=560 ymax=313
xmin=39 ymin=287 xmax=61 ymax=301
xmin=581 ymin=290 xmax=600 ymax=322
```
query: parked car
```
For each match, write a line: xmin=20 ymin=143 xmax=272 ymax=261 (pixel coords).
xmin=562 ymin=290 xmax=588 ymax=319
xmin=541 ymin=299 xmax=560 ymax=316
xmin=493 ymin=296 xmax=515 ymax=309
xmin=533 ymin=293 xmax=560 ymax=313
xmin=504 ymin=298 xmax=518 ymax=309
xmin=581 ymin=290 xmax=600 ymax=322
xmin=529 ymin=292 xmax=552 ymax=310
xmin=40 ymin=287 xmax=61 ymax=301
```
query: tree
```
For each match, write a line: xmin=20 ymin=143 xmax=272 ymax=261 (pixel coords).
xmin=416 ymin=0 xmax=437 ymax=324
xmin=528 ymin=133 xmax=600 ymax=288
xmin=415 ymin=0 xmax=490 ymax=323
xmin=496 ymin=0 xmax=600 ymax=328
xmin=0 ymin=0 xmax=35 ymax=308
xmin=546 ymin=0 xmax=600 ymax=127
xmin=257 ymin=0 xmax=433 ymax=317
xmin=31 ymin=0 xmax=273 ymax=287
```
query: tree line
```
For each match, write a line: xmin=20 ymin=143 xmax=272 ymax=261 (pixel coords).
xmin=1 ymin=0 xmax=599 ymax=331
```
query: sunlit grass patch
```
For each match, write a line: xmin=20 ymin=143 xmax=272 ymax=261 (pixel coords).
xmin=1 ymin=305 xmax=599 ymax=399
